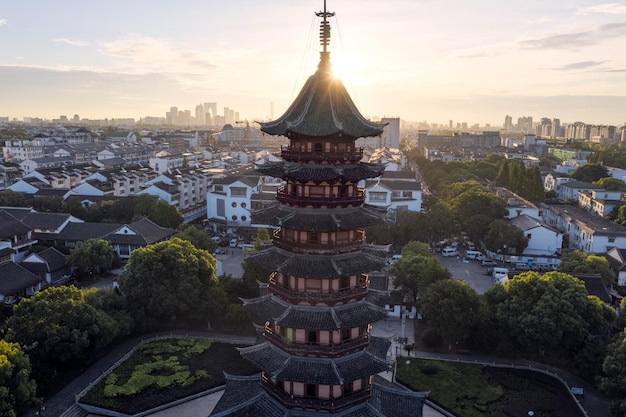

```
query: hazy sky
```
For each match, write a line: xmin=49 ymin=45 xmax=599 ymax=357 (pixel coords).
xmin=2 ymin=0 xmax=626 ymax=127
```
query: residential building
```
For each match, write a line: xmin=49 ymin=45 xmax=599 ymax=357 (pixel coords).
xmin=541 ymin=203 xmax=626 ymax=254
xmin=364 ymin=170 xmax=422 ymax=213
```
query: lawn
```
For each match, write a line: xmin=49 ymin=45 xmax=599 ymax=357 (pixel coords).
xmin=395 ymin=358 xmax=585 ymax=417
xmin=79 ymin=338 xmax=260 ymax=415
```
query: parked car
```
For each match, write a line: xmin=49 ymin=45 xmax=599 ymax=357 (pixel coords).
xmin=481 ymin=259 xmax=497 ymax=267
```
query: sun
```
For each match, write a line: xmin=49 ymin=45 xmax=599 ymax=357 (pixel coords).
xmin=331 ymin=52 xmax=365 ymax=86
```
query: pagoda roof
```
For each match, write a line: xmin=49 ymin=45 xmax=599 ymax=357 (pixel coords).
xmin=252 ymin=205 xmax=384 ymax=230
xmin=243 ymin=294 xmax=389 ymax=330
xmin=246 ymin=247 xmax=386 ymax=278
xmin=255 ymin=160 xmax=385 ymax=182
xmin=258 ymin=66 xmax=386 ymax=139
xmin=239 ymin=339 xmax=390 ymax=385
xmin=210 ymin=375 xmax=428 ymax=417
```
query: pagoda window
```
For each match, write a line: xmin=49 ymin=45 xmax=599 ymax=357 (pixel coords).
xmin=319 ymin=330 xmax=330 ymax=345
xmin=339 ymin=185 xmax=348 ymax=197
xmin=353 ymin=379 xmax=362 ymax=391
xmin=308 ymin=330 xmax=318 ymax=344
xmin=337 ymin=143 xmax=346 ymax=152
xmin=319 ymin=385 xmax=331 ymax=399
xmin=337 ymin=230 xmax=349 ymax=243
xmin=314 ymin=143 xmax=323 ymax=153
xmin=284 ymin=229 xmax=294 ymax=239
xmin=351 ymin=328 xmax=360 ymax=338
xmin=309 ymin=185 xmax=324 ymax=197
xmin=296 ymin=329 xmax=306 ymax=342
xmin=309 ymin=231 xmax=319 ymax=244
xmin=280 ymin=327 xmax=295 ymax=342
xmin=321 ymin=232 xmax=329 ymax=244
xmin=293 ymin=382 xmax=305 ymax=396
xmin=332 ymin=385 xmax=342 ymax=397
xmin=306 ymin=384 xmax=317 ymax=398
xmin=340 ymin=276 xmax=350 ymax=290
xmin=342 ymin=328 xmax=351 ymax=342
xmin=305 ymin=279 xmax=322 ymax=290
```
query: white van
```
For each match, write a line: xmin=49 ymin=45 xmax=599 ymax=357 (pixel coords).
xmin=492 ymin=267 xmax=509 ymax=283
xmin=442 ymin=247 xmax=457 ymax=257
xmin=229 ymin=239 xmax=238 ymax=248
xmin=465 ymin=250 xmax=482 ymax=260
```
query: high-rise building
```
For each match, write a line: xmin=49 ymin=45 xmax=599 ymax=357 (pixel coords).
xmin=381 ymin=117 xmax=401 ymax=148
xmin=552 ymin=118 xmax=561 ymax=139
xmin=195 ymin=104 xmax=205 ymax=124
xmin=211 ymin=3 xmax=427 ymax=416
xmin=504 ymin=115 xmax=513 ymax=131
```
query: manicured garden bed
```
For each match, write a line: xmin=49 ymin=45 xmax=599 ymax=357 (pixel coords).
xmin=79 ymin=338 xmax=260 ymax=415
xmin=396 ymin=358 xmax=585 ymax=417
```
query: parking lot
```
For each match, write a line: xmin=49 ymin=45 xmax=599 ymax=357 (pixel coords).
xmin=435 ymin=251 xmax=496 ymax=294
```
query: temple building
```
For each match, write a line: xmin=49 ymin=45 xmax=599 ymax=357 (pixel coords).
xmin=210 ymin=2 xmax=428 ymax=416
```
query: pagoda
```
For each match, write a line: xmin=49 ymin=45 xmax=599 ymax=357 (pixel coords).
xmin=210 ymin=2 xmax=428 ymax=416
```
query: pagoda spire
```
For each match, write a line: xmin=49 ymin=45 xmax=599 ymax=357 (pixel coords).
xmin=315 ymin=0 xmax=335 ymax=71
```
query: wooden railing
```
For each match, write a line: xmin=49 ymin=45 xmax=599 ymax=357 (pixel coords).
xmin=280 ymin=146 xmax=363 ymax=163
xmin=261 ymin=374 xmax=371 ymax=411
xmin=268 ymin=281 xmax=368 ymax=305
xmin=276 ymin=187 xmax=365 ymax=208
xmin=272 ymin=229 xmax=364 ymax=255
xmin=264 ymin=325 xmax=369 ymax=357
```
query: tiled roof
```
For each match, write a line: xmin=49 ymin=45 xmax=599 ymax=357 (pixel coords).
xmin=252 ymin=205 xmax=384 ymax=230
xmin=21 ymin=247 xmax=67 ymax=272
xmin=0 ymin=262 xmax=41 ymax=295
xmin=259 ymin=66 xmax=386 ymax=139
xmin=21 ymin=212 xmax=74 ymax=230
xmin=0 ymin=207 xmax=33 ymax=220
xmin=0 ymin=210 xmax=32 ymax=239
xmin=55 ymin=222 xmax=120 ymax=241
xmin=239 ymin=342 xmax=390 ymax=385
xmin=255 ymin=161 xmax=385 ymax=182
xmin=246 ymin=247 xmax=387 ymax=278
xmin=243 ymin=295 xmax=388 ymax=330
xmin=210 ymin=376 xmax=427 ymax=417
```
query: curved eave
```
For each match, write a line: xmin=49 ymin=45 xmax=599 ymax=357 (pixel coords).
xmin=250 ymin=205 xmax=385 ymax=230
xmin=259 ymin=69 xmax=386 ymax=139
xmin=242 ymin=294 xmax=389 ymax=330
xmin=255 ymin=160 xmax=386 ymax=182
xmin=246 ymin=247 xmax=387 ymax=278
xmin=239 ymin=342 xmax=391 ymax=385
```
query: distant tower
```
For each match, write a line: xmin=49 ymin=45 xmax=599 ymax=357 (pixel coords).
xmin=504 ymin=115 xmax=512 ymax=131
xmin=195 ymin=104 xmax=205 ymax=125
xmin=211 ymin=2 xmax=428 ymax=416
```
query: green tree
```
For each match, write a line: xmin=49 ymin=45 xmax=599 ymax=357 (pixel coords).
xmin=522 ymin=165 xmax=545 ymax=202
xmin=570 ymin=164 xmax=609 ymax=183
xmin=494 ymin=159 xmax=511 ymax=188
xmin=0 ymin=190 xmax=29 ymax=207
xmin=601 ymin=334 xmax=626 ymax=416
xmin=68 ymin=238 xmax=116 ymax=276
xmin=595 ymin=177 xmax=626 ymax=191
xmin=65 ymin=195 xmax=87 ymax=219
xmin=420 ymin=279 xmax=482 ymax=347
xmin=559 ymin=250 xmax=616 ymax=287
xmin=175 ymin=224 xmax=217 ymax=252
xmin=145 ymin=199 xmax=183 ymax=228
xmin=484 ymin=272 xmax=614 ymax=356
xmin=390 ymin=254 xmax=451 ymax=302
xmin=6 ymin=286 xmax=123 ymax=384
xmin=0 ymin=340 xmax=38 ymax=417
xmin=118 ymin=238 xmax=218 ymax=325
xmin=401 ymin=241 xmax=431 ymax=257
xmin=483 ymin=219 xmax=528 ymax=256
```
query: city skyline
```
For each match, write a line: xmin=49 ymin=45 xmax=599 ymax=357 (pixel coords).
xmin=2 ymin=1 xmax=626 ymax=126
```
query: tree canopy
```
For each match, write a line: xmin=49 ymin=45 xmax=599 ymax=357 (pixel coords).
xmin=390 ymin=253 xmax=451 ymax=302
xmin=0 ymin=340 xmax=38 ymax=417
xmin=570 ymin=164 xmax=609 ymax=183
xmin=420 ymin=279 xmax=482 ymax=345
xmin=118 ymin=238 xmax=219 ymax=325
xmin=484 ymin=272 xmax=614 ymax=356
xmin=483 ymin=219 xmax=529 ymax=256
xmin=559 ymin=250 xmax=616 ymax=287
xmin=5 ymin=286 xmax=126 ymax=384
xmin=175 ymin=224 xmax=217 ymax=252
xmin=68 ymin=238 xmax=117 ymax=275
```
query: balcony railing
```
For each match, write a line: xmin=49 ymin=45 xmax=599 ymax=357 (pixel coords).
xmin=264 ymin=324 xmax=369 ymax=357
xmin=269 ymin=276 xmax=368 ymax=304
xmin=281 ymin=146 xmax=363 ymax=163
xmin=272 ymin=229 xmax=364 ymax=255
xmin=276 ymin=187 xmax=365 ymax=208
xmin=261 ymin=374 xmax=371 ymax=411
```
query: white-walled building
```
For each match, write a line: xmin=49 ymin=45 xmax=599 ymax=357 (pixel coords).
xmin=364 ymin=171 xmax=421 ymax=214
xmin=510 ymin=214 xmax=563 ymax=257
xmin=206 ymin=176 xmax=260 ymax=232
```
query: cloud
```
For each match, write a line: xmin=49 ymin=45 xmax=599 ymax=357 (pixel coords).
xmin=53 ymin=38 xmax=88 ymax=47
xmin=552 ymin=61 xmax=607 ymax=71
xmin=577 ymin=2 xmax=626 ymax=15
xmin=0 ymin=18 xmax=7 ymax=26
xmin=519 ymin=21 xmax=626 ymax=50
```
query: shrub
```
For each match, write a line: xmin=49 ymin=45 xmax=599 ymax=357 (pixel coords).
xmin=420 ymin=364 xmax=438 ymax=375
xmin=422 ymin=328 xmax=443 ymax=348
